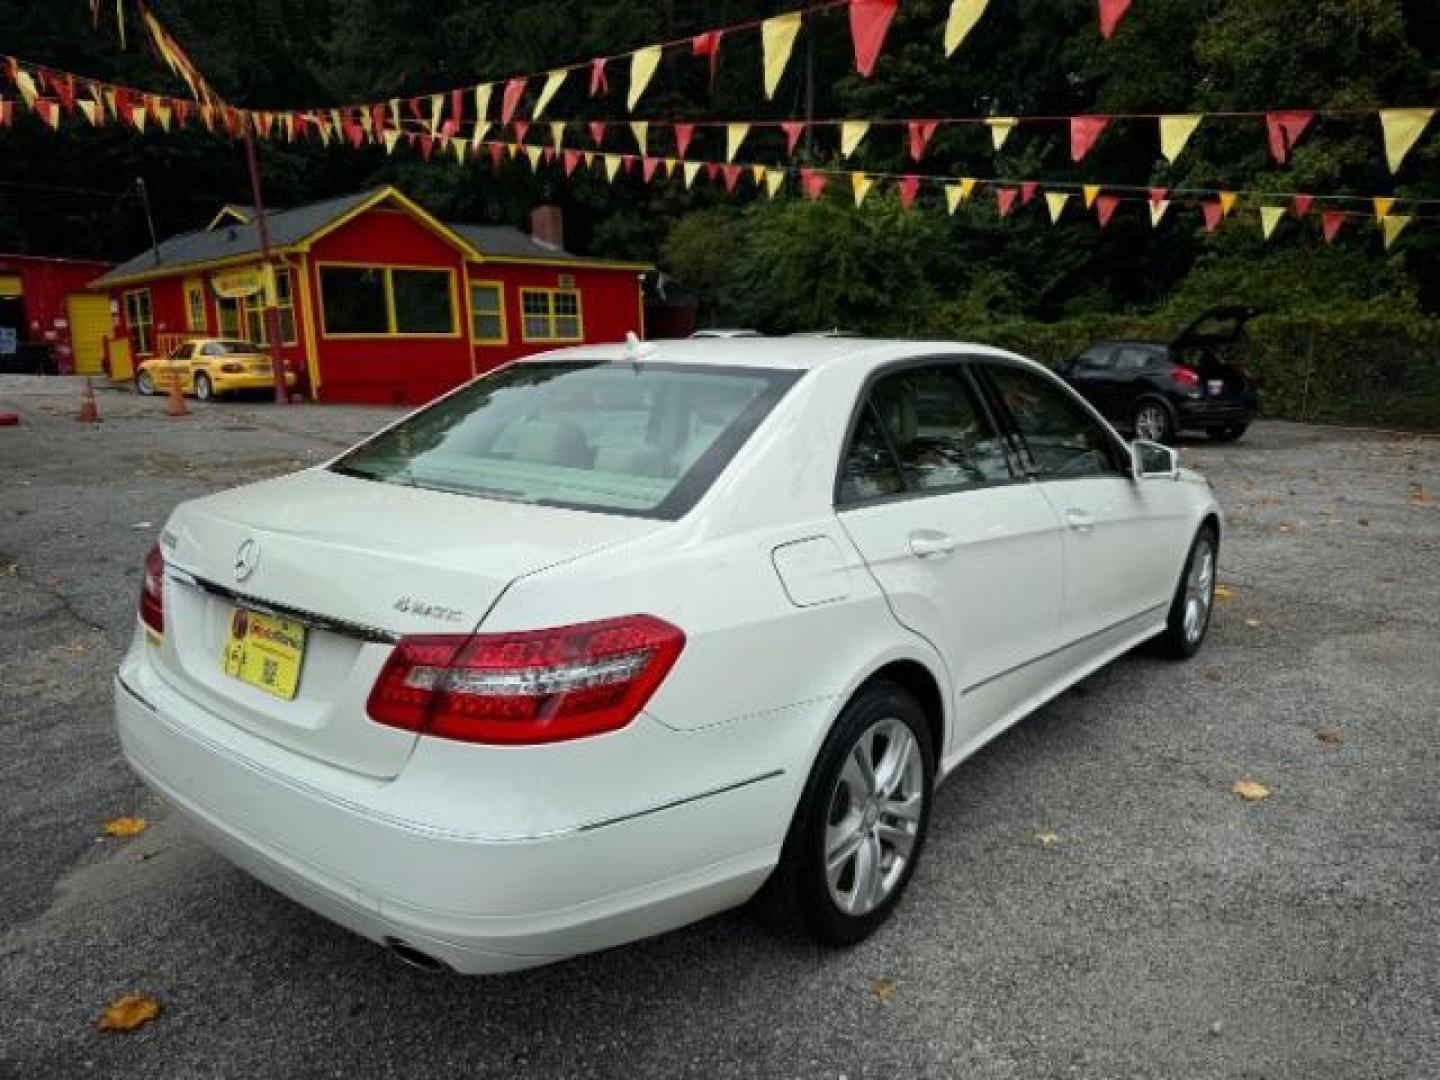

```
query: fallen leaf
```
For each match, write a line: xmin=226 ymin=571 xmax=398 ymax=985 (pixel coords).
xmin=102 ymin=817 xmax=148 ymax=838
xmin=1275 ymin=523 xmax=1294 ymax=533
xmin=1358 ymin=518 xmax=1370 ymax=527
xmin=98 ymin=994 xmax=160 ymax=1032
xmin=1316 ymin=727 xmax=1344 ymax=746
xmin=870 ymin=979 xmax=898 ymax=1001
xmin=1376 ymin=576 xmax=1397 ymax=584
xmin=1203 ymin=667 xmax=1224 ymax=682
xmin=1034 ymin=829 xmax=1060 ymax=848
xmin=1214 ymin=585 xmax=1235 ymax=602
xmin=1244 ymin=618 xmax=1261 ymax=629
xmin=1231 ymin=779 xmax=1272 ymax=803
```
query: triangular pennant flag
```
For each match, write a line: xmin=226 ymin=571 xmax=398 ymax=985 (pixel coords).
xmin=642 ymin=156 xmax=660 ymax=182
xmin=1071 ymin=115 xmax=1110 ymax=162
xmin=766 ymin=169 xmax=785 ymax=198
xmin=383 ymin=128 xmax=400 ymax=153
xmin=673 ymin=122 xmax=694 ymax=158
xmin=453 ymin=139 xmax=468 ymax=164
xmin=750 ymin=164 xmax=766 ymax=184
xmin=128 ymin=104 xmax=148 ymax=133
xmin=588 ymin=121 xmax=606 ymax=146
xmin=1373 ymin=197 xmax=1394 ymax=220
xmin=800 ymin=168 xmax=828 ymax=200
xmin=1095 ymin=195 xmax=1120 ymax=228
xmin=14 ymin=70 xmax=39 ymax=109
xmin=563 ymin=148 xmax=580 ymax=175
xmin=1292 ymin=194 xmax=1314 ymax=219
xmin=582 ymin=150 xmax=595 ymax=167
xmin=986 ymin=117 xmax=1017 ymax=152
xmin=603 ymin=153 xmax=622 ymax=181
xmin=692 ymin=32 xmax=724 ymax=85
xmin=1260 ymin=205 xmax=1285 ymax=240
xmin=705 ymin=162 xmax=721 ymax=182
xmin=630 ymin=121 xmax=649 ymax=156
xmin=851 ymin=172 xmax=874 ymax=208
xmin=850 ymin=0 xmax=898 ymax=78
xmin=722 ymin=164 xmax=742 ymax=193
xmin=418 ymin=134 xmax=434 ymax=159
xmin=996 ymin=186 xmax=1018 ymax=217
xmin=36 ymin=99 xmax=61 ymax=130
xmin=78 ymin=98 xmax=101 ymax=125
xmin=501 ymin=78 xmax=525 ymax=125
xmin=450 ymin=88 xmax=464 ymax=125
xmin=898 ymin=175 xmax=921 ymax=210
xmin=1149 ymin=186 xmax=1169 ymax=207
xmin=682 ymin=160 xmax=702 ymax=189
xmin=1045 ymin=192 xmax=1070 ymax=224
xmin=944 ymin=0 xmax=991 ymax=57
xmin=1098 ymin=0 xmax=1132 ymax=38
xmin=589 ymin=57 xmax=609 ymax=97
xmin=506 ymin=141 xmax=520 ymax=159
xmin=1266 ymin=110 xmax=1315 ymax=164
xmin=782 ymin=121 xmax=806 ymax=156
xmin=945 ymin=183 xmax=964 ymax=214
xmin=1158 ymin=114 xmax=1202 ymax=163
xmin=428 ymin=92 xmax=444 ymax=135
xmin=0 ymin=99 xmax=12 ymax=129
xmin=1202 ymin=201 xmax=1224 ymax=233
xmin=1149 ymin=199 xmax=1171 ymax=227
xmin=726 ymin=122 xmax=750 ymax=162
xmin=840 ymin=120 xmax=870 ymax=158
xmin=1379 ymin=108 xmax=1434 ymax=174
xmin=525 ymin=145 xmax=543 ymax=170
xmin=621 ymin=154 xmax=637 ymax=175
xmin=1321 ymin=212 xmax=1345 ymax=243
xmin=471 ymin=119 xmax=492 ymax=149
xmin=512 ymin=119 xmax=530 ymax=144
xmin=908 ymin=120 xmax=939 ymax=161
xmin=1382 ymin=214 xmax=1411 ymax=250
xmin=1083 ymin=184 xmax=1101 ymax=209
xmin=550 ymin=121 xmax=566 ymax=151
xmin=627 ymin=45 xmax=662 ymax=111
xmin=534 ymin=70 xmax=566 ymax=119
xmin=1019 ymin=181 xmax=1038 ymax=206
xmin=1219 ymin=191 xmax=1238 ymax=216
xmin=762 ymin=11 xmax=804 ymax=100
xmin=487 ymin=142 xmax=504 ymax=168
xmin=474 ymin=84 xmax=492 ymax=122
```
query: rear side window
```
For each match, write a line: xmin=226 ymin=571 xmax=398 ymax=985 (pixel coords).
xmin=980 ymin=364 xmax=1127 ymax=479
xmin=1073 ymin=347 xmax=1114 ymax=372
xmin=332 ymin=361 xmax=800 ymax=519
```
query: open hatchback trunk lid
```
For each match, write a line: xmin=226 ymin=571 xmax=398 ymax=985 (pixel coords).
xmin=1171 ymin=305 xmax=1258 ymax=349
xmin=151 ymin=469 xmax=663 ymax=778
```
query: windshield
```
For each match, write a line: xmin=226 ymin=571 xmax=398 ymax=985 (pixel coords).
xmin=331 ymin=360 xmax=801 ymax=518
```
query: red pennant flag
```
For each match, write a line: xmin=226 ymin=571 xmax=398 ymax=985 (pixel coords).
xmin=1202 ymin=201 xmax=1224 ymax=233
xmin=1321 ymin=211 xmax=1345 ymax=243
xmin=1266 ymin=110 xmax=1314 ymax=164
xmin=673 ymin=122 xmax=694 ymax=158
xmin=488 ymin=143 xmax=504 ymax=168
xmin=850 ymin=0 xmax=898 ymax=78
xmin=722 ymin=164 xmax=742 ymax=193
xmin=588 ymin=120 xmax=606 ymax=146
xmin=800 ymin=168 xmax=828 ymax=200
xmin=419 ymin=134 xmax=435 ymax=160
xmin=34 ymin=99 xmax=59 ymax=128
xmin=622 ymin=154 xmax=637 ymax=174
xmin=691 ymin=31 xmax=723 ymax=84
xmin=563 ymin=148 xmax=580 ymax=176
xmin=53 ymin=74 xmax=76 ymax=113
xmin=513 ymin=120 xmax=530 ymax=144
xmin=345 ymin=121 xmax=365 ymax=149
xmin=705 ymin=162 xmax=721 ymax=181
xmin=642 ymin=156 xmax=660 ymax=182
xmin=1149 ymin=186 xmax=1168 ymax=206
xmin=1096 ymin=195 xmax=1121 ymax=228
xmin=1098 ymin=0 xmax=1132 ymax=38
xmin=1071 ymin=115 xmax=1109 ymax=162
xmin=589 ymin=58 xmax=609 ymax=97
xmin=1019 ymin=181 xmax=1038 ymax=206
xmin=501 ymin=78 xmax=526 ymax=125
xmin=450 ymin=88 xmax=464 ymax=124
xmin=996 ymin=187 xmax=1018 ymax=217
xmin=908 ymin=120 xmax=939 ymax=161
xmin=0 ymin=100 xmax=11 ymax=128
xmin=371 ymin=103 xmax=386 ymax=136
xmin=174 ymin=100 xmax=190 ymax=127
xmin=782 ymin=121 xmax=806 ymax=156
xmin=1293 ymin=194 xmax=1314 ymax=219
xmin=407 ymin=97 xmax=425 ymax=122
xmin=441 ymin=118 xmax=458 ymax=139
xmin=543 ymin=146 xmax=556 ymax=163
xmin=898 ymin=174 xmax=920 ymax=210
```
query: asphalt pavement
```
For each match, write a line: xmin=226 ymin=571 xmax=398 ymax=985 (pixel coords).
xmin=1 ymin=376 xmax=1437 ymax=1079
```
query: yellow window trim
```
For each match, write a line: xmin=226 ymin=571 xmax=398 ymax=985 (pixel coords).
xmin=183 ymin=276 xmax=207 ymax=332
xmin=519 ymin=286 xmax=584 ymax=343
xmin=296 ymin=254 xmax=322 ymax=395
xmin=467 ymin=279 xmax=508 ymax=345
xmin=315 ymin=260 xmax=461 ymax=340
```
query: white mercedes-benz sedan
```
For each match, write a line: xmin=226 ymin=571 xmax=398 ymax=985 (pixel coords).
xmin=115 ymin=338 xmax=1220 ymax=974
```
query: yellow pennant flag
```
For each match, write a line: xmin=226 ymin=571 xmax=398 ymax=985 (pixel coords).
xmin=1149 ymin=200 xmax=1171 ymax=228
xmin=506 ymin=142 xmax=519 ymax=158
xmin=628 ymin=46 xmax=662 ymax=111
xmin=389 ymin=97 xmax=401 ymax=128
xmin=1219 ymin=191 xmax=1238 ymax=216
xmin=603 ymin=153 xmax=622 ymax=181
xmin=945 ymin=0 xmax=991 ymax=57
xmin=1260 ymin=205 xmax=1285 ymax=240
xmin=452 ymin=139 xmax=466 ymax=164
xmin=762 ymin=11 xmax=804 ymax=100
xmin=78 ymin=99 xmax=101 ymax=125
xmin=841 ymin=120 xmax=870 ymax=158
xmin=661 ymin=157 xmax=678 ymax=177
xmin=985 ymin=117 xmax=1016 ymax=152
xmin=1374 ymin=197 xmax=1394 ymax=220
xmin=471 ymin=120 xmax=491 ymax=150
xmin=1045 ymin=192 xmax=1070 ymax=224
xmin=283 ymin=113 xmax=294 ymax=141
xmin=104 ymin=89 xmax=118 ymax=118
xmin=683 ymin=160 xmax=702 ymax=189
xmin=851 ymin=172 xmax=873 ymax=208
xmin=151 ymin=102 xmax=172 ymax=131
xmin=766 ymin=169 xmax=785 ymax=198
xmin=630 ymin=121 xmax=649 ymax=155
xmin=428 ymin=93 xmax=444 ymax=135
xmin=1158 ymin=114 xmax=1202 ymax=163
xmin=129 ymin=105 xmax=148 ymax=133
xmin=474 ymin=84 xmax=492 ymax=121
xmin=727 ymin=123 xmax=751 ymax=163
xmin=534 ymin=70 xmax=566 ymax=119
xmin=15 ymin=71 xmax=39 ymax=108
xmin=1382 ymin=214 xmax=1411 ymax=249
xmin=525 ymin=145 xmax=542 ymax=169
xmin=550 ymin=122 xmax=566 ymax=150
xmin=1379 ymin=108 xmax=1434 ymax=173
xmin=383 ymin=128 xmax=400 ymax=154
xmin=944 ymin=178 xmax=977 ymax=214
xmin=1083 ymin=184 xmax=1101 ymax=209
xmin=582 ymin=150 xmax=595 ymax=167
xmin=750 ymin=164 xmax=766 ymax=184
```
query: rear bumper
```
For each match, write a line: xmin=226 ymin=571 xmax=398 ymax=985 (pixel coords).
xmin=1175 ymin=397 xmax=1253 ymax=429
xmin=114 ymin=645 xmax=789 ymax=974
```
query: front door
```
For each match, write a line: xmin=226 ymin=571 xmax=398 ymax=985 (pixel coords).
xmin=835 ymin=360 xmax=1066 ymax=756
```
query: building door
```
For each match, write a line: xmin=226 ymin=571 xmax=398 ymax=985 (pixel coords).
xmin=0 ymin=275 xmax=23 ymax=362
xmin=66 ymin=293 xmax=111 ymax=375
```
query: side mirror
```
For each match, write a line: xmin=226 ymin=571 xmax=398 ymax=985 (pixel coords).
xmin=1131 ymin=439 xmax=1179 ymax=480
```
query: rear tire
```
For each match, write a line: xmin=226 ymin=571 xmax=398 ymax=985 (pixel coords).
xmin=771 ymin=680 xmax=934 ymax=946
xmin=1133 ymin=399 xmax=1176 ymax=444
xmin=193 ymin=373 xmax=214 ymax=401
xmin=1207 ymin=423 xmax=1249 ymax=443
xmin=1150 ymin=524 xmax=1219 ymax=659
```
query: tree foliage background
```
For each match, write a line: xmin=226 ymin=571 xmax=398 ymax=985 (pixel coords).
xmin=1 ymin=0 xmax=1437 ymax=341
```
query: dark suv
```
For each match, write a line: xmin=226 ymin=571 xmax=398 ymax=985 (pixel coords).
xmin=1059 ymin=305 xmax=1259 ymax=443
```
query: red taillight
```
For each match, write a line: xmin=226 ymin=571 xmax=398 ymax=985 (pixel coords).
xmin=139 ymin=542 xmax=165 ymax=636
xmin=1172 ymin=366 xmax=1201 ymax=390
xmin=367 ymin=615 xmax=685 ymax=745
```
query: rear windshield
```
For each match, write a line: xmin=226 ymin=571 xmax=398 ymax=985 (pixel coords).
xmin=331 ymin=360 xmax=801 ymax=519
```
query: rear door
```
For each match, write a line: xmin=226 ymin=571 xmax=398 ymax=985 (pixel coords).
xmin=834 ymin=359 xmax=1065 ymax=752
xmin=1064 ymin=346 xmax=1122 ymax=419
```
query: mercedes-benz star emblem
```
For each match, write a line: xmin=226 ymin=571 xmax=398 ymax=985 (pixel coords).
xmin=234 ymin=538 xmax=261 ymax=583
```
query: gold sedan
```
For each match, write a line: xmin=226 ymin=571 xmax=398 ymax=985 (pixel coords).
xmin=136 ymin=338 xmax=296 ymax=401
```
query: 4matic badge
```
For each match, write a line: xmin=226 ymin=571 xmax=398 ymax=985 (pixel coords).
xmin=392 ymin=597 xmax=466 ymax=623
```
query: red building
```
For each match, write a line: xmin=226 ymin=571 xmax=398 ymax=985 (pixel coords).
xmin=0 ymin=253 xmax=114 ymax=375
xmin=91 ymin=186 xmax=650 ymax=405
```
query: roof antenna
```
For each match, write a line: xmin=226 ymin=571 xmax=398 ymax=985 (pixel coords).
xmin=624 ymin=330 xmax=655 ymax=371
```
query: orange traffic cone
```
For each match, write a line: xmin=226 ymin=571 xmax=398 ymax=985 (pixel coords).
xmin=77 ymin=377 xmax=102 ymax=423
xmin=165 ymin=374 xmax=189 ymax=417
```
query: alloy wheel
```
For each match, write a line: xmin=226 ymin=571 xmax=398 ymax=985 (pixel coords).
xmin=1183 ymin=538 xmax=1215 ymax=644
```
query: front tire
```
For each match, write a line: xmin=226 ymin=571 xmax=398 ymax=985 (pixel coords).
xmin=193 ymin=372 xmax=214 ymax=401
xmin=773 ymin=680 xmax=935 ymax=946
xmin=1150 ymin=524 xmax=1218 ymax=659
xmin=136 ymin=371 xmax=154 ymax=396
xmin=1133 ymin=399 xmax=1175 ymax=444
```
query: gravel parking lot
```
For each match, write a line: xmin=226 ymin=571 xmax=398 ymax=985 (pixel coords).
xmin=2 ymin=375 xmax=1437 ymax=1080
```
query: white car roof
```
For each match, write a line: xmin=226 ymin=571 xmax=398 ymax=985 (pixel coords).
xmin=522 ymin=338 xmax=1028 ymax=373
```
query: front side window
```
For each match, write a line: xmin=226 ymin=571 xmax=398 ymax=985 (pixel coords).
xmin=982 ymin=364 xmax=1126 ymax=479
xmin=521 ymin=288 xmax=582 ymax=342
xmin=331 ymin=361 xmax=800 ymax=519
xmin=216 ymin=296 xmax=243 ymax=339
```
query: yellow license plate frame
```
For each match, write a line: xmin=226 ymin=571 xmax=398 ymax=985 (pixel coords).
xmin=221 ymin=608 xmax=307 ymax=701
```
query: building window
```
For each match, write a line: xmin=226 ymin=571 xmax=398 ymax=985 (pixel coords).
xmin=185 ymin=280 xmax=206 ymax=332
xmin=469 ymin=282 xmax=505 ymax=342
xmin=123 ymin=289 xmax=153 ymax=355
xmin=520 ymin=288 xmax=582 ymax=342
xmin=217 ymin=296 xmax=242 ymax=338
xmin=243 ymin=267 xmax=298 ymax=345
xmin=319 ymin=265 xmax=455 ymax=337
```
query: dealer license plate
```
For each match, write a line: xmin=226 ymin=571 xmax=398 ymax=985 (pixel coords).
xmin=1207 ymin=378 xmax=1226 ymax=397
xmin=221 ymin=608 xmax=306 ymax=700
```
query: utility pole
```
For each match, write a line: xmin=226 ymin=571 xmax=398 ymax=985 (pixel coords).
xmin=241 ymin=122 xmax=290 ymax=405
xmin=135 ymin=178 xmax=162 ymax=267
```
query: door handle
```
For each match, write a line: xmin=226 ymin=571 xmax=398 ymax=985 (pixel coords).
xmin=1064 ymin=509 xmax=1095 ymax=534
xmin=909 ymin=530 xmax=956 ymax=559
